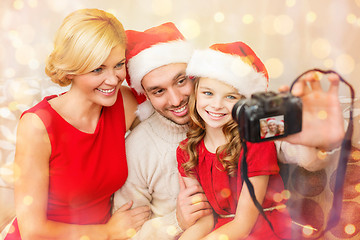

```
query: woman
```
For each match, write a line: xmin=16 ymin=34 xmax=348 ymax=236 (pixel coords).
xmin=5 ymin=9 xmax=150 ymax=240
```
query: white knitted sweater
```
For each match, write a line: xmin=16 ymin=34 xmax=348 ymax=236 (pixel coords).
xmin=113 ymin=112 xmax=188 ymax=239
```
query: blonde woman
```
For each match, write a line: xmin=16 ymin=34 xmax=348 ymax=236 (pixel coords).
xmin=5 ymin=9 xmax=150 ymax=240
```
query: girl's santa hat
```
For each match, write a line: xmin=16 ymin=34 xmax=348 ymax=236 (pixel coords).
xmin=186 ymin=41 xmax=269 ymax=98
xmin=125 ymin=22 xmax=194 ymax=121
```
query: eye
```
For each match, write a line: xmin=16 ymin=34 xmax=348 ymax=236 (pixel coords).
xmin=226 ymin=95 xmax=236 ymax=100
xmin=153 ymin=89 xmax=164 ymax=96
xmin=203 ymin=91 xmax=212 ymax=96
xmin=115 ymin=61 xmax=125 ymax=69
xmin=91 ymin=67 xmax=103 ymax=73
xmin=177 ymin=76 xmax=187 ymax=85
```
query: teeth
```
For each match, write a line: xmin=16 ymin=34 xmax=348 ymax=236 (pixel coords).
xmin=97 ymin=88 xmax=115 ymax=93
xmin=173 ymin=106 xmax=186 ymax=113
xmin=208 ymin=111 xmax=225 ymax=117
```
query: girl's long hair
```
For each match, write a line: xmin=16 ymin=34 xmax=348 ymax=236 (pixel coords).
xmin=180 ymin=79 xmax=242 ymax=176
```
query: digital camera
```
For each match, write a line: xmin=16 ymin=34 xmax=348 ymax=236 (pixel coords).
xmin=232 ymin=91 xmax=302 ymax=142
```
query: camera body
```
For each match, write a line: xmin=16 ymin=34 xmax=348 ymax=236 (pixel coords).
xmin=232 ymin=91 xmax=302 ymax=142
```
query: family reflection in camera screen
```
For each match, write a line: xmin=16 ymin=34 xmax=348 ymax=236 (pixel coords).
xmin=260 ymin=116 xmax=285 ymax=139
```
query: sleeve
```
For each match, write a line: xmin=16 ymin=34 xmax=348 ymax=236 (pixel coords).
xmin=275 ymin=140 xmax=339 ymax=171
xmin=176 ymin=143 xmax=189 ymax=177
xmin=245 ymin=142 xmax=279 ymax=178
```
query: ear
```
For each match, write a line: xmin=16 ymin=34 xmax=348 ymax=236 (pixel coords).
xmin=66 ymin=74 xmax=74 ymax=80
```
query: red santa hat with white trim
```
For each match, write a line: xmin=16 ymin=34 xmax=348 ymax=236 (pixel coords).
xmin=186 ymin=41 xmax=269 ymax=98
xmin=125 ymin=22 xmax=194 ymax=121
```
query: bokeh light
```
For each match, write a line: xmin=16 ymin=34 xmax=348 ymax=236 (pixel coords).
xmin=23 ymin=195 xmax=33 ymax=206
xmin=347 ymin=14 xmax=357 ymax=24
xmin=265 ymin=58 xmax=284 ymax=79
xmin=166 ymin=225 xmax=178 ymax=236
xmin=126 ymin=228 xmax=136 ymax=238
xmin=344 ymin=224 xmax=356 ymax=235
xmin=220 ymin=188 xmax=231 ymax=198
xmin=242 ymin=14 xmax=254 ymax=24
xmin=335 ymin=54 xmax=355 ymax=75
xmin=306 ymin=11 xmax=317 ymax=23
xmin=13 ymin=0 xmax=25 ymax=10
xmin=312 ymin=38 xmax=331 ymax=59
xmin=179 ymin=19 xmax=201 ymax=40
xmin=28 ymin=0 xmax=38 ymax=8
xmin=286 ymin=0 xmax=296 ymax=7
xmin=317 ymin=110 xmax=328 ymax=120
xmin=214 ymin=12 xmax=225 ymax=23
xmin=219 ymin=234 xmax=229 ymax=240
xmin=274 ymin=15 xmax=293 ymax=35
xmin=80 ymin=236 xmax=90 ymax=240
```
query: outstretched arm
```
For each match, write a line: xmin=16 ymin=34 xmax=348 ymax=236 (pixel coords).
xmin=279 ymin=71 xmax=344 ymax=151
xmin=277 ymin=71 xmax=345 ymax=170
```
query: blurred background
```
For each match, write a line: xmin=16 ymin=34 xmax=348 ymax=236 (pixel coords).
xmin=0 ymin=0 xmax=360 ymax=239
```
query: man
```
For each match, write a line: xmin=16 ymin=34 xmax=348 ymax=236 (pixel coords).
xmin=113 ymin=22 xmax=344 ymax=239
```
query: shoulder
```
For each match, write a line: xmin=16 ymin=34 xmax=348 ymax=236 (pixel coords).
xmin=119 ymin=85 xmax=138 ymax=130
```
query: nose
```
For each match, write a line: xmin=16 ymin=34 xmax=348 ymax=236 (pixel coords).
xmin=167 ymin=88 xmax=182 ymax=107
xmin=105 ymin=70 xmax=120 ymax=85
xmin=212 ymin=97 xmax=223 ymax=110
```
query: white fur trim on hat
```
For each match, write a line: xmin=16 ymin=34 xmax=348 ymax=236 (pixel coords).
xmin=136 ymin=100 xmax=155 ymax=121
xmin=186 ymin=49 xmax=268 ymax=98
xmin=127 ymin=40 xmax=194 ymax=94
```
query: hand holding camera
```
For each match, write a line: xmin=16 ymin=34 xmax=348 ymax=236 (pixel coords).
xmin=232 ymin=70 xmax=344 ymax=151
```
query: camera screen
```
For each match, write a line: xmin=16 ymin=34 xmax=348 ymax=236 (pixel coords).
xmin=259 ymin=115 xmax=285 ymax=139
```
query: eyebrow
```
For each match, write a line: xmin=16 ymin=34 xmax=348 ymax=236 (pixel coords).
xmin=99 ymin=58 xmax=126 ymax=67
xmin=146 ymin=71 xmax=186 ymax=92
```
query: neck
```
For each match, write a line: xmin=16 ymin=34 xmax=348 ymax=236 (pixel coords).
xmin=204 ymin=127 xmax=226 ymax=153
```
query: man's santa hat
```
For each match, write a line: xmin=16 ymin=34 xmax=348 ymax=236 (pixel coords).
xmin=186 ymin=41 xmax=269 ymax=98
xmin=125 ymin=22 xmax=194 ymax=121
xmin=267 ymin=118 xmax=277 ymax=124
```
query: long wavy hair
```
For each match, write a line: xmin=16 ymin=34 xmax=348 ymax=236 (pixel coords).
xmin=180 ymin=78 xmax=242 ymax=177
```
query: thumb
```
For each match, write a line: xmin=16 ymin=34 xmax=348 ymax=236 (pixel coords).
xmin=178 ymin=173 xmax=186 ymax=190
xmin=117 ymin=200 xmax=133 ymax=212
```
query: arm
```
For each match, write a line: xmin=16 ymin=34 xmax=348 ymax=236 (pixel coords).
xmin=201 ymin=175 xmax=269 ymax=240
xmin=280 ymin=72 xmax=344 ymax=151
xmin=176 ymin=174 xmax=213 ymax=231
xmin=15 ymin=113 xmax=149 ymax=240
xmin=179 ymin=177 xmax=214 ymax=240
xmin=278 ymin=72 xmax=344 ymax=170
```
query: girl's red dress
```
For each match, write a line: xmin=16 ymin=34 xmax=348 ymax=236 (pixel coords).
xmin=177 ymin=140 xmax=292 ymax=239
xmin=5 ymin=91 xmax=128 ymax=239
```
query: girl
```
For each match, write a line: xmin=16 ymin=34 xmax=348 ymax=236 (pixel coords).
xmin=5 ymin=9 xmax=150 ymax=240
xmin=177 ymin=42 xmax=291 ymax=239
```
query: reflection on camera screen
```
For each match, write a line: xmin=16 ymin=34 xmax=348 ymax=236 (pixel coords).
xmin=260 ymin=115 xmax=284 ymax=139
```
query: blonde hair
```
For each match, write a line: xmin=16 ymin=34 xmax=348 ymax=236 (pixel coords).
xmin=45 ymin=9 xmax=126 ymax=86
xmin=180 ymin=78 xmax=242 ymax=177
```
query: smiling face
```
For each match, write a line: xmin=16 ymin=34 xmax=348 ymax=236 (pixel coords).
xmin=195 ymin=77 xmax=242 ymax=131
xmin=141 ymin=63 xmax=194 ymax=125
xmin=68 ymin=45 xmax=126 ymax=107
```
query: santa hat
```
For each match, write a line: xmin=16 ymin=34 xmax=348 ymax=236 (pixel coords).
xmin=277 ymin=120 xmax=284 ymax=126
xmin=186 ymin=41 xmax=268 ymax=98
xmin=125 ymin=22 xmax=194 ymax=120
xmin=267 ymin=118 xmax=276 ymax=124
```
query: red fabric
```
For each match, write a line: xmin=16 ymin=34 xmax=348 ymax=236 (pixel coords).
xmin=5 ymin=91 xmax=128 ymax=240
xmin=177 ymin=140 xmax=291 ymax=239
xmin=210 ymin=42 xmax=269 ymax=83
